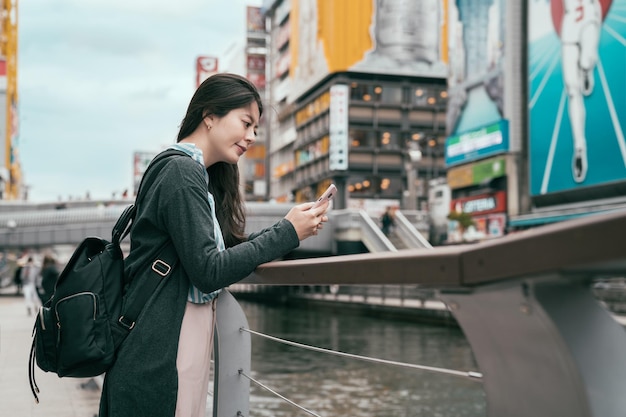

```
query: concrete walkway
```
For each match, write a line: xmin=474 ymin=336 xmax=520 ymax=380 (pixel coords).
xmin=0 ymin=295 xmax=100 ymax=417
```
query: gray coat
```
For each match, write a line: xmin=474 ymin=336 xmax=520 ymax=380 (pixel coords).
xmin=99 ymin=153 xmax=299 ymax=416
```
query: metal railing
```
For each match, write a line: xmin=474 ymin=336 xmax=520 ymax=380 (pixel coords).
xmin=331 ymin=209 xmax=396 ymax=252
xmin=212 ymin=209 xmax=626 ymax=417
xmin=393 ymin=210 xmax=433 ymax=249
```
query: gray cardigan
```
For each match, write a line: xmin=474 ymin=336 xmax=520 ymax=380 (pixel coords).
xmin=99 ymin=153 xmax=299 ymax=417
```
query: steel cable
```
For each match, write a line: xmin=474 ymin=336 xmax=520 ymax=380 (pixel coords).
xmin=241 ymin=327 xmax=483 ymax=382
xmin=238 ymin=369 xmax=322 ymax=417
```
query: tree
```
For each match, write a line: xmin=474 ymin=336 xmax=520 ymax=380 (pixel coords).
xmin=447 ymin=210 xmax=475 ymax=234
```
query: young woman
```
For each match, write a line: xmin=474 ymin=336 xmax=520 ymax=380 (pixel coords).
xmin=98 ymin=73 xmax=329 ymax=417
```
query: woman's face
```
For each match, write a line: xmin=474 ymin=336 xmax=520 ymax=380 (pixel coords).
xmin=206 ymin=101 xmax=259 ymax=165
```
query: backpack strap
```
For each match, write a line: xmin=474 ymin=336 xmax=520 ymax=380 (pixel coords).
xmin=112 ymin=149 xmax=188 ymax=245
xmin=118 ymin=240 xmax=179 ymax=330
xmin=116 ymin=149 xmax=188 ymax=330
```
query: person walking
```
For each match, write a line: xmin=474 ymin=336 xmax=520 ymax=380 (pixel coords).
xmin=13 ymin=260 xmax=23 ymax=295
xmin=380 ymin=206 xmax=395 ymax=236
xmin=21 ymin=256 xmax=41 ymax=316
xmin=98 ymin=73 xmax=329 ymax=417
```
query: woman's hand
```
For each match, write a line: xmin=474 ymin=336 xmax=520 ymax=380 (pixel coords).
xmin=284 ymin=201 xmax=330 ymax=241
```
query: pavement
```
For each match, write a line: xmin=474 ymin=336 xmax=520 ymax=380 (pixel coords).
xmin=0 ymin=292 xmax=101 ymax=417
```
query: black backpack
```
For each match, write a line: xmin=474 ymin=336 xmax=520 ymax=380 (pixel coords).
xmin=29 ymin=149 xmax=186 ymax=402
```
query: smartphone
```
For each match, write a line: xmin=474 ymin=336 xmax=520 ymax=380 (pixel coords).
xmin=312 ymin=184 xmax=337 ymax=209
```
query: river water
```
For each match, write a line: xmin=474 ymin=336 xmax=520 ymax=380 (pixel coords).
xmin=237 ymin=300 xmax=486 ymax=417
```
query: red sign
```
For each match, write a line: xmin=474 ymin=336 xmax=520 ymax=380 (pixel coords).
xmin=450 ymin=191 xmax=507 ymax=215
xmin=196 ymin=56 xmax=218 ymax=88
xmin=247 ymin=55 xmax=266 ymax=71
xmin=247 ymin=73 xmax=266 ymax=90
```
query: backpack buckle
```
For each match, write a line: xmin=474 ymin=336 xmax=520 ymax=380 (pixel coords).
xmin=152 ymin=260 xmax=171 ymax=277
xmin=118 ymin=316 xmax=135 ymax=330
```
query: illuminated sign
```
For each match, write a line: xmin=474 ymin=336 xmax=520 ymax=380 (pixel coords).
xmin=451 ymin=191 xmax=507 ymax=215
xmin=445 ymin=120 xmax=509 ymax=167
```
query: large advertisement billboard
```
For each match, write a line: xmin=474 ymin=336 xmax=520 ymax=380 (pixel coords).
xmin=528 ymin=0 xmax=626 ymax=197
xmin=446 ymin=0 xmax=506 ymax=137
xmin=289 ymin=0 xmax=449 ymax=101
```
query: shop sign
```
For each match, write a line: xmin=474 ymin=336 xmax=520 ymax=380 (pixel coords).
xmin=447 ymin=156 xmax=506 ymax=189
xmin=450 ymin=191 xmax=507 ymax=216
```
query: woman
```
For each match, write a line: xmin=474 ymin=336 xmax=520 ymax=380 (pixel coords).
xmin=99 ymin=73 xmax=329 ymax=417
xmin=38 ymin=254 xmax=59 ymax=304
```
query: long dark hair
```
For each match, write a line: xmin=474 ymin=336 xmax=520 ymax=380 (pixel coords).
xmin=177 ymin=73 xmax=263 ymax=247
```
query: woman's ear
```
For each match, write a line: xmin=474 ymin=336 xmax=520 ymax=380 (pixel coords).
xmin=203 ymin=114 xmax=214 ymax=130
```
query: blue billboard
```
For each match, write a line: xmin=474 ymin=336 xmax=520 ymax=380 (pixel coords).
xmin=528 ymin=0 xmax=626 ymax=196
xmin=446 ymin=0 xmax=506 ymax=136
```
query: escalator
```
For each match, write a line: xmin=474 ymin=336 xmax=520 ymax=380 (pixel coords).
xmin=331 ymin=209 xmax=432 ymax=253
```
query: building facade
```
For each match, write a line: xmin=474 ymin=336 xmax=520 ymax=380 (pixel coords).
xmin=263 ymin=0 xmax=449 ymax=216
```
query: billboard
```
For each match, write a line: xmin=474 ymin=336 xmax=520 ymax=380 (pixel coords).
xmin=289 ymin=0 xmax=448 ymax=101
xmin=528 ymin=0 xmax=626 ymax=197
xmin=446 ymin=0 xmax=506 ymax=136
xmin=247 ymin=5 xmax=265 ymax=33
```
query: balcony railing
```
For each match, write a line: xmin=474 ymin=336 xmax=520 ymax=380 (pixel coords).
xmin=212 ymin=209 xmax=626 ymax=417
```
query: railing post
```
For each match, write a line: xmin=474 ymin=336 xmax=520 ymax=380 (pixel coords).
xmin=213 ymin=290 xmax=251 ymax=417
xmin=440 ymin=274 xmax=626 ymax=417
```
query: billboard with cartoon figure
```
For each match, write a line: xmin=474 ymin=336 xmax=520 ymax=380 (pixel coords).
xmin=446 ymin=0 xmax=506 ymax=136
xmin=528 ymin=0 xmax=626 ymax=197
xmin=289 ymin=0 xmax=449 ymax=101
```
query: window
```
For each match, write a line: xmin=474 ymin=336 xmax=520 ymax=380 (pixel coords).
xmin=346 ymin=176 xmax=403 ymax=198
xmin=378 ymin=130 xmax=400 ymax=149
xmin=350 ymin=82 xmax=374 ymax=102
xmin=350 ymin=128 xmax=376 ymax=148
xmin=379 ymin=86 xmax=403 ymax=104
xmin=413 ymin=86 xmax=448 ymax=106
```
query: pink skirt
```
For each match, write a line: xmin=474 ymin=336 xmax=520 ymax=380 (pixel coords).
xmin=175 ymin=299 xmax=217 ymax=417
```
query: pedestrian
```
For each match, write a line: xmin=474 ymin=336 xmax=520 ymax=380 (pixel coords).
xmin=13 ymin=260 xmax=23 ymax=295
xmin=39 ymin=255 xmax=59 ymax=304
xmin=21 ymin=256 xmax=41 ymax=316
xmin=380 ymin=206 xmax=395 ymax=236
xmin=98 ymin=73 xmax=330 ymax=417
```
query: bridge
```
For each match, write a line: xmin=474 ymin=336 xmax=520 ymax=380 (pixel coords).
xmin=0 ymin=201 xmax=432 ymax=253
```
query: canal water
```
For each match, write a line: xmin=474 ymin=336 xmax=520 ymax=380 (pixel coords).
xmin=237 ymin=300 xmax=486 ymax=417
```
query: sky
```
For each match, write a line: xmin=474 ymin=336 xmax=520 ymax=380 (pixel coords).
xmin=18 ymin=0 xmax=261 ymax=202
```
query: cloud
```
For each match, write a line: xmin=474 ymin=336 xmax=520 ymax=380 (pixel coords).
xmin=18 ymin=0 xmax=260 ymax=201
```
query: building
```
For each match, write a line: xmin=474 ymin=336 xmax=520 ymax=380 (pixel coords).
xmin=263 ymin=0 xmax=449 ymax=217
